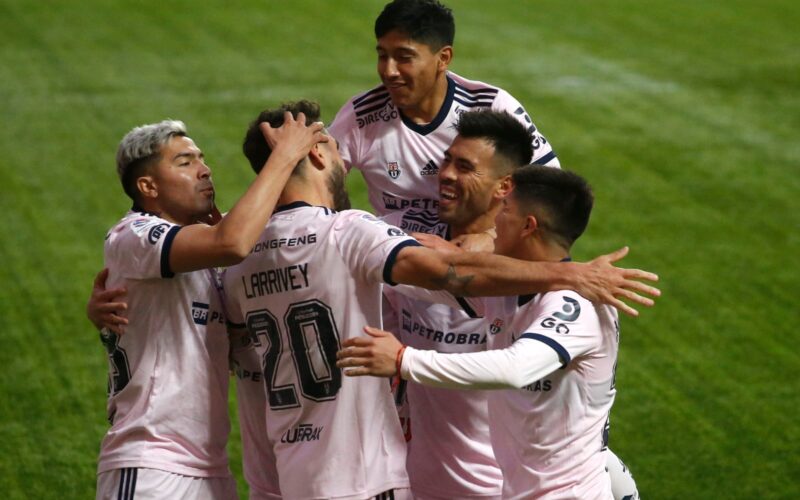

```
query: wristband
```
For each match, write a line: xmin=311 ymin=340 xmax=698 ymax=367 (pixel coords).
xmin=395 ymin=345 xmax=407 ymax=377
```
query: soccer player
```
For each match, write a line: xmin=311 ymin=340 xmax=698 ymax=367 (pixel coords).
xmin=222 ymin=101 xmax=657 ymax=500
xmin=328 ymin=0 xmax=559 ymax=232
xmin=338 ymin=166 xmax=633 ymax=499
xmin=94 ymin=115 xmax=325 ymax=499
xmin=383 ymin=109 xmax=639 ymax=500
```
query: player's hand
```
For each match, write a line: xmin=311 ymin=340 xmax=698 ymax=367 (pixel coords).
xmin=336 ymin=326 xmax=403 ymax=377
xmin=451 ymin=230 xmax=496 ymax=252
xmin=577 ymin=247 xmax=660 ymax=317
xmin=86 ymin=268 xmax=129 ymax=334
xmin=196 ymin=203 xmax=223 ymax=226
xmin=412 ymin=232 xmax=463 ymax=253
xmin=260 ymin=111 xmax=328 ymax=167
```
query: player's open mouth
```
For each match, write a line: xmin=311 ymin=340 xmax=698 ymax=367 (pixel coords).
xmin=439 ymin=186 xmax=458 ymax=203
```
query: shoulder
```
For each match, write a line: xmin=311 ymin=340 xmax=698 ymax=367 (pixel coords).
xmin=329 ymin=84 xmax=395 ymax=133
xmin=449 ymin=71 xmax=503 ymax=109
xmin=105 ymin=211 xmax=175 ymax=247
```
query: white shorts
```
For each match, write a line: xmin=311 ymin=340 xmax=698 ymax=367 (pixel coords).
xmin=96 ymin=468 xmax=237 ymax=500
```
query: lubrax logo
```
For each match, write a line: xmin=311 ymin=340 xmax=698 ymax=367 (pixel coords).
xmin=192 ymin=302 xmax=209 ymax=325
xmin=281 ymin=423 xmax=324 ymax=444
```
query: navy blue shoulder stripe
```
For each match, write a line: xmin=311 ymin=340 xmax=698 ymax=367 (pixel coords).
xmin=533 ymin=151 xmax=558 ymax=165
xmin=382 ymin=240 xmax=422 ymax=285
xmin=456 ymin=296 xmax=481 ymax=318
xmin=354 ymin=86 xmax=389 ymax=107
xmin=355 ymin=96 xmax=392 ymax=117
xmin=160 ymin=225 xmax=182 ymax=278
xmin=520 ymin=332 xmax=571 ymax=367
xmin=454 ymin=97 xmax=492 ymax=108
xmin=453 ymin=83 xmax=499 ymax=96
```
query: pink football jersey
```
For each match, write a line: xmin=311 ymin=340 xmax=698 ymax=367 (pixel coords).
xmin=223 ymin=203 xmax=416 ymax=499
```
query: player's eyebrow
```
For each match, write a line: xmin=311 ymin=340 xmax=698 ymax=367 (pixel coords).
xmin=172 ymin=151 xmax=203 ymax=161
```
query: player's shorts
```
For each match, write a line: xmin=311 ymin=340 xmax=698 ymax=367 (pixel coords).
xmin=96 ymin=467 xmax=237 ymax=500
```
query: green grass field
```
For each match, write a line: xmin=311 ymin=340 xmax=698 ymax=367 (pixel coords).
xmin=1 ymin=0 xmax=798 ymax=498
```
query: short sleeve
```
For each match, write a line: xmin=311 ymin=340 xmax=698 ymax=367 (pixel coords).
xmin=492 ymin=89 xmax=560 ymax=168
xmin=104 ymin=215 xmax=182 ymax=280
xmin=332 ymin=210 xmax=421 ymax=285
xmin=518 ymin=291 xmax=601 ymax=366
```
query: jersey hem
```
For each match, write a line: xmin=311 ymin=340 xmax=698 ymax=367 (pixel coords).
xmin=97 ymin=459 xmax=232 ymax=479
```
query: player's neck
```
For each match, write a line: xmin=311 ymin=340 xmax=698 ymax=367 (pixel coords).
xmin=527 ymin=238 xmax=569 ymax=263
xmin=137 ymin=200 xmax=192 ymax=226
xmin=278 ymin=179 xmax=333 ymax=211
xmin=450 ymin=207 xmax=499 ymax=240
xmin=401 ymin=75 xmax=449 ymax=124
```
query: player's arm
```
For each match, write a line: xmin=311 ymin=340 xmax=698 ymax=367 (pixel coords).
xmin=337 ymin=326 xmax=562 ymax=389
xmin=390 ymin=245 xmax=659 ymax=317
xmin=168 ymin=113 xmax=328 ymax=273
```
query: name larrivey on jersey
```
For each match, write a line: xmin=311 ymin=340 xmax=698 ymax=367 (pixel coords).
xmin=242 ymin=263 xmax=310 ymax=298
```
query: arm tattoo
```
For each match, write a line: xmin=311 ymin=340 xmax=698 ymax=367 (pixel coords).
xmin=431 ymin=264 xmax=475 ymax=296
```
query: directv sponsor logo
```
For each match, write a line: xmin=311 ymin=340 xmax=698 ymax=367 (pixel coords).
xmin=356 ymin=105 xmax=398 ymax=129
xmin=281 ymin=423 xmax=324 ymax=444
xmin=420 ymin=160 xmax=438 ymax=176
xmin=192 ymin=301 xmax=209 ymax=325
xmin=148 ymin=223 xmax=169 ymax=244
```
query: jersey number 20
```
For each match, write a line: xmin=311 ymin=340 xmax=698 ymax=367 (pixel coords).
xmin=246 ymin=300 xmax=342 ymax=410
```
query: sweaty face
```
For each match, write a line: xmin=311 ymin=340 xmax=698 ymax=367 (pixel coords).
xmin=150 ymin=136 xmax=215 ymax=224
xmin=376 ymin=30 xmax=445 ymax=113
xmin=438 ymin=136 xmax=502 ymax=229
xmin=493 ymin=192 xmax=527 ymax=258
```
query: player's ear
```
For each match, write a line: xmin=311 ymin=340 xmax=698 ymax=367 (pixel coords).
xmin=307 ymin=143 xmax=326 ymax=171
xmin=522 ymin=214 xmax=538 ymax=237
xmin=437 ymin=45 xmax=453 ymax=71
xmin=136 ymin=175 xmax=158 ymax=200
xmin=493 ymin=175 xmax=513 ymax=200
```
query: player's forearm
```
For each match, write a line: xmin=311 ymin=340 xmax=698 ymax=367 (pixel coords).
xmin=210 ymin=150 xmax=296 ymax=260
xmin=401 ymin=339 xmax=562 ymax=390
xmin=437 ymin=252 xmax=580 ymax=297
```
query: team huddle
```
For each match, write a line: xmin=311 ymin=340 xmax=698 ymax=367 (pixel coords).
xmin=88 ymin=1 xmax=660 ymax=499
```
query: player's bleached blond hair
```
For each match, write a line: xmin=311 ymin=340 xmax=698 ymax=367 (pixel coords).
xmin=116 ymin=120 xmax=187 ymax=202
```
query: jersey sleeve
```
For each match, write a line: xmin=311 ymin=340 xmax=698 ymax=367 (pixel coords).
xmin=104 ymin=216 xmax=182 ymax=280
xmin=400 ymin=337 xmax=562 ymax=390
xmin=333 ymin=210 xmax=421 ymax=285
xmin=328 ymin=100 xmax=360 ymax=173
xmin=492 ymin=90 xmax=560 ymax=168
xmin=518 ymin=291 xmax=603 ymax=366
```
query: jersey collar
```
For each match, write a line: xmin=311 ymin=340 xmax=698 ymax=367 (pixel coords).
xmin=274 ymin=201 xmax=313 ymax=213
xmin=399 ymin=75 xmax=456 ymax=136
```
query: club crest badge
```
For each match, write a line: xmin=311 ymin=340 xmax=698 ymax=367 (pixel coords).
xmin=387 ymin=161 xmax=401 ymax=179
xmin=489 ymin=318 xmax=504 ymax=335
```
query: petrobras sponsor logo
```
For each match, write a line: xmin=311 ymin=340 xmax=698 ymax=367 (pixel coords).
xmin=148 ymin=223 xmax=169 ymax=244
xmin=281 ymin=423 xmax=324 ymax=444
xmin=381 ymin=192 xmax=439 ymax=211
xmin=387 ymin=161 xmax=401 ymax=179
xmin=191 ymin=301 xmax=209 ymax=325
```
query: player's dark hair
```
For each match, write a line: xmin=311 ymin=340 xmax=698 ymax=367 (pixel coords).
xmin=455 ymin=110 xmax=533 ymax=175
xmin=242 ymin=100 xmax=322 ymax=174
xmin=375 ymin=0 xmax=455 ymax=50
xmin=510 ymin=165 xmax=594 ymax=249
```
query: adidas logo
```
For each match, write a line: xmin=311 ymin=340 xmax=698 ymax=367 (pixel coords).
xmin=420 ymin=160 xmax=438 ymax=176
